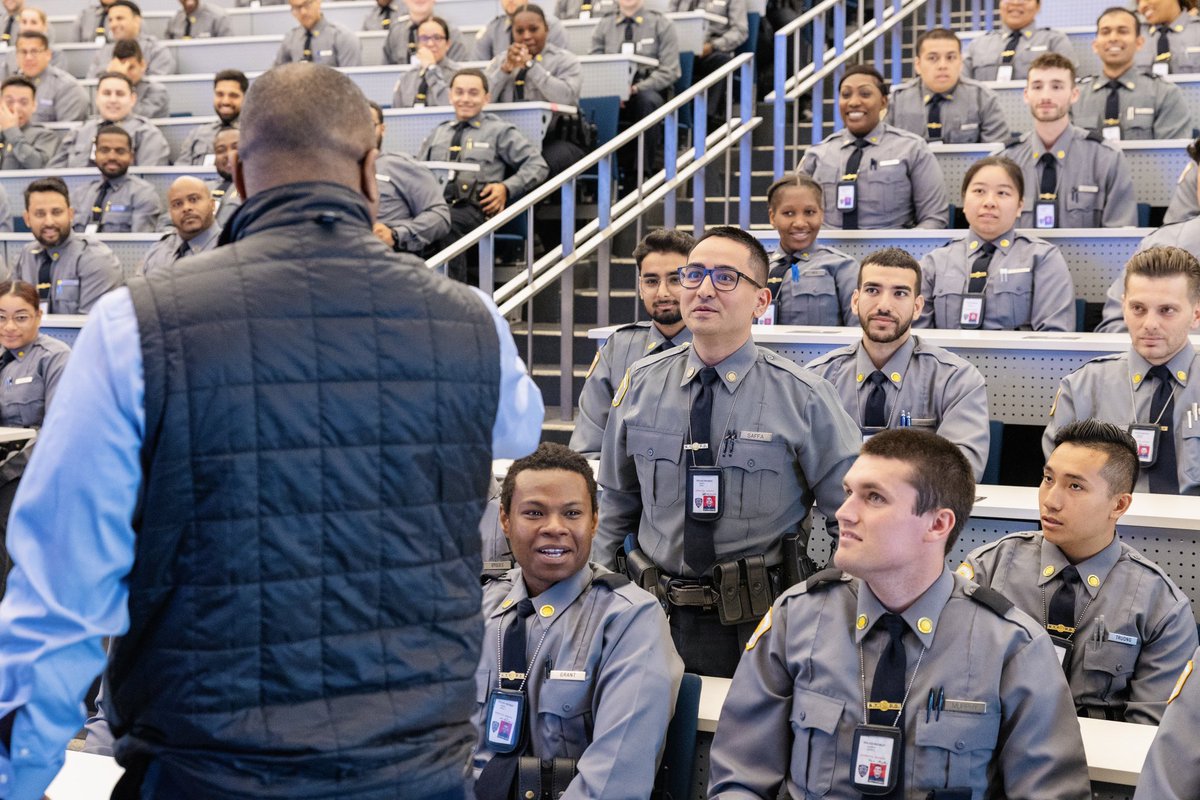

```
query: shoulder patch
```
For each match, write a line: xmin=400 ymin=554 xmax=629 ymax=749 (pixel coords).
xmin=1002 ymin=131 xmax=1024 ymax=149
xmin=745 ymin=607 xmax=772 ymax=651
xmin=613 ymin=320 xmax=651 ymax=333
xmin=1085 ymin=129 xmax=1106 ymax=144
xmin=1168 ymin=659 xmax=1194 ymax=704
xmin=584 ymin=349 xmax=600 ymax=379
xmin=760 ymin=349 xmax=810 ymax=380
xmin=593 ymin=572 xmax=632 ymax=590
xmin=968 ymin=585 xmax=1014 ymax=617
xmin=1049 ymin=387 xmax=1059 ymax=417
xmin=956 ymin=562 xmax=975 ymax=581
xmin=970 ymin=530 xmax=1039 ymax=561
xmin=611 ymin=368 xmax=631 ymax=407
xmin=805 ymin=567 xmax=846 ymax=592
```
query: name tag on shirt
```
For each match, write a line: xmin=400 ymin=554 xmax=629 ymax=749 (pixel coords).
xmin=1103 ymin=126 xmax=1122 ymax=142
xmin=960 ymin=122 xmax=978 ymax=130
xmin=996 ymin=64 xmax=1014 ymax=82
xmin=319 ymin=49 xmax=333 ymax=57
xmin=1108 ymin=632 xmax=1139 ymax=646
xmin=639 ymin=37 xmax=654 ymax=44
xmin=38 ymin=99 xmax=52 ymax=107
xmin=621 ymin=41 xmax=635 ymax=54
xmin=84 ymin=223 xmax=99 ymax=233
xmin=739 ymin=431 xmax=774 ymax=442
xmin=1188 ymin=46 xmax=1200 ymax=53
xmin=878 ymin=158 xmax=901 ymax=167
xmin=1029 ymin=44 xmax=1047 ymax=51
xmin=549 ymin=670 xmax=587 ymax=681
xmin=109 ymin=204 xmax=128 ymax=212
xmin=1077 ymin=185 xmax=1098 ymax=193
xmin=1133 ymin=107 xmax=1154 ymax=115
xmin=473 ymin=141 xmax=490 ymax=149
xmin=13 ymin=377 xmax=32 ymax=385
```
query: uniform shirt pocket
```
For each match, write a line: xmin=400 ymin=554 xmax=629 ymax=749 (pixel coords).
xmin=987 ymin=267 xmax=1035 ymax=329
xmin=1064 ymin=184 xmax=1101 ymax=227
xmin=101 ymin=206 xmax=134 ymax=232
xmin=0 ymin=373 xmax=46 ymax=428
xmin=790 ymin=688 xmax=844 ymax=796
xmin=784 ymin=267 xmax=840 ymax=326
xmin=928 ymin=279 xmax=966 ymax=330
xmin=627 ymin=426 xmax=684 ymax=507
xmin=1179 ymin=426 xmax=1200 ymax=490
xmin=53 ymin=279 xmax=81 ymax=312
xmin=808 ymin=158 xmax=843 ymax=216
xmin=1080 ymin=638 xmax=1137 ymax=704
xmin=913 ymin=708 xmax=1000 ymax=791
xmin=859 ymin=160 xmax=911 ymax=220
xmin=722 ymin=438 xmax=789 ymax=519
xmin=536 ymin=674 xmax=595 ymax=758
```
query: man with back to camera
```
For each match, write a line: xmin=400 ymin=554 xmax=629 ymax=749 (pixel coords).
xmin=275 ymin=0 xmax=362 ymax=66
xmin=14 ymin=31 xmax=87 ymax=123
xmin=49 ymin=71 xmax=170 ymax=167
xmin=1046 ymin=246 xmax=1200 ymax=494
xmin=0 ymin=75 xmax=58 ymax=169
xmin=174 ymin=69 xmax=245 ymax=166
xmin=962 ymin=419 xmax=1198 ymax=725
xmin=71 ymin=124 xmax=162 ymax=233
xmin=86 ymin=0 xmax=175 ymax=77
xmin=569 ymin=228 xmax=695 ymax=459
xmin=209 ymin=126 xmax=241 ymax=227
xmin=596 ymin=225 xmax=861 ymax=678
xmin=707 ymin=428 xmax=1092 ymax=799
xmin=139 ymin=176 xmax=221 ymax=274
xmin=962 ymin=0 xmax=1075 ymax=81
xmin=366 ymin=100 xmax=451 ymax=255
xmin=805 ymin=247 xmax=990 ymax=480
xmin=0 ymin=62 xmax=543 ymax=799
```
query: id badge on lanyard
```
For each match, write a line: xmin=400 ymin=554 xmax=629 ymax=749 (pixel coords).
xmin=757 ymin=303 xmax=777 ymax=325
xmin=687 ymin=465 xmax=723 ymax=521
xmin=1128 ymin=423 xmax=1160 ymax=467
xmin=851 ymin=724 xmax=902 ymax=795
xmin=485 ymin=688 xmax=527 ymax=753
xmin=861 ymin=425 xmax=885 ymax=444
xmin=1048 ymin=634 xmax=1074 ymax=671
xmin=995 ymin=64 xmax=1014 ymax=82
xmin=837 ymin=182 xmax=857 ymax=212
xmin=1035 ymin=201 xmax=1056 ymax=229
xmin=959 ymin=294 xmax=985 ymax=329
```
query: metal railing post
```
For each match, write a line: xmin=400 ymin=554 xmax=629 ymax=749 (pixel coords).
xmin=479 ymin=234 xmax=494 ymax=290
xmin=739 ymin=58 xmax=753 ymax=229
xmin=691 ymin=91 xmax=709 ymax=236
xmin=773 ymin=22 xmax=787 ymax=178
xmin=665 ymin=110 xmax=680 ymax=227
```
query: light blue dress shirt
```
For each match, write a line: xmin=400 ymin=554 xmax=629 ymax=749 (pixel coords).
xmin=0 ymin=283 xmax=543 ymax=799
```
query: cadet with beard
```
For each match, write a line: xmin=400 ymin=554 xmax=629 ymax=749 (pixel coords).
xmin=806 ymin=247 xmax=991 ymax=480
xmin=569 ymin=228 xmax=694 ymax=459
xmin=174 ymin=70 xmax=245 ymax=166
xmin=139 ymin=176 xmax=221 ymax=274
xmin=71 ymin=124 xmax=162 ymax=233
xmin=208 ymin=126 xmax=241 ymax=227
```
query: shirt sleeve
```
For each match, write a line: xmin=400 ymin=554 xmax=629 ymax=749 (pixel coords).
xmin=1095 ymin=273 xmax=1127 ymax=333
xmin=337 ymin=26 xmax=363 ymax=66
xmin=1123 ymin=592 xmax=1200 ymax=725
xmin=0 ymin=289 xmax=144 ymax=800
xmin=1164 ymin=163 xmax=1199 ymax=225
xmin=56 ymin=81 xmax=92 ymax=124
xmin=1029 ymin=244 xmax=1075 ymax=332
xmin=1102 ymin=150 xmax=1139 ymax=227
xmin=909 ymin=142 xmax=949 ymax=229
xmin=469 ymin=287 xmax=544 ymax=459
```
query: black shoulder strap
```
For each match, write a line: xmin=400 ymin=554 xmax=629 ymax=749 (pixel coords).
xmin=970 ymin=586 xmax=1014 ymax=616
xmin=805 ymin=567 xmax=844 ymax=591
xmin=1086 ymin=129 xmax=1106 ymax=144
xmin=593 ymin=572 xmax=632 ymax=590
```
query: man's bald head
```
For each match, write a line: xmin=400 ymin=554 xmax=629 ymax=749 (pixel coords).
xmin=167 ymin=175 xmax=216 ymax=240
xmin=237 ymin=63 xmax=376 ymax=197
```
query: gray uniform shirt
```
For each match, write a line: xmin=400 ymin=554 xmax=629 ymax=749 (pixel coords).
xmin=1165 ymin=159 xmax=1199 ymax=224
xmin=174 ymin=118 xmax=234 ymax=166
xmin=916 ymin=228 xmax=1076 ymax=331
xmin=75 ymin=4 xmax=114 ymax=43
xmin=138 ymin=222 xmax=221 ymax=274
xmin=1073 ymin=69 xmax=1194 ymax=141
xmin=375 ymin=150 xmax=451 ymax=253
xmin=805 ymin=335 xmax=990 ymax=478
xmin=417 ymin=111 xmax=549 ymax=203
xmin=0 ymin=334 xmax=69 ymax=430
xmin=556 ymin=0 xmax=618 ymax=18
xmin=274 ymin=17 xmax=362 ymax=66
xmin=391 ymin=58 xmax=460 ymax=107
xmin=798 ymin=122 xmax=950 ymax=229
xmin=473 ymin=564 xmax=683 ymax=796
xmin=71 ymin=173 xmax=163 ymax=233
xmin=1097 ymin=220 xmax=1200 ymax=333
xmin=1136 ymin=12 xmax=1200 ymax=74
xmin=1133 ymin=644 xmax=1200 ymax=799
xmin=1003 ymin=124 xmax=1138 ymax=228
xmin=1043 ymin=346 xmax=1200 ymax=493
xmin=49 ymin=114 xmax=171 ymax=167
xmin=132 ymin=79 xmax=169 ymax=119
xmin=0 ymin=123 xmax=59 ymax=169
xmin=10 ymin=234 xmax=122 ymax=314
xmin=767 ymin=244 xmax=858 ymax=326
xmin=962 ymin=24 xmax=1076 ymax=81
xmin=596 ymin=337 xmax=861 ymax=575
xmin=166 ymin=2 xmax=234 ymax=38
xmin=569 ymin=321 xmax=693 ymax=458
xmin=486 ymin=44 xmax=582 ymax=105
xmin=589 ymin=9 xmax=681 ymax=94
xmin=887 ymin=76 xmax=1011 ymax=144
xmin=361 ymin=2 xmax=405 ymax=31
xmin=86 ymin=35 xmax=176 ymax=77
xmin=382 ymin=17 xmax=471 ymax=65
xmin=708 ymin=568 xmax=1093 ymax=800
xmin=964 ymin=532 xmax=1198 ymax=725
xmin=207 ymin=177 xmax=241 ymax=228
xmin=669 ymin=0 xmax=748 ymax=53
xmin=0 ymin=185 xmax=11 ymax=231
xmin=472 ymin=14 xmax=569 ymax=61
xmin=26 ymin=67 xmax=90 ymax=124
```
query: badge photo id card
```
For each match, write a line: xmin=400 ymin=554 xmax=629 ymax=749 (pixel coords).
xmin=851 ymin=724 xmax=901 ymax=795
xmin=836 ymin=182 xmax=857 ymax=212
xmin=996 ymin=64 xmax=1014 ymax=82
xmin=1049 ymin=634 xmax=1074 ymax=671
xmin=860 ymin=425 xmax=885 ymax=444
xmin=687 ymin=465 xmax=723 ymax=521
xmin=1128 ymin=423 xmax=1160 ymax=467
xmin=485 ymin=688 xmax=526 ymax=753
xmin=1035 ymin=201 xmax=1056 ymax=229
xmin=959 ymin=294 xmax=984 ymax=329
xmin=757 ymin=303 xmax=777 ymax=325
xmin=1102 ymin=125 xmax=1121 ymax=142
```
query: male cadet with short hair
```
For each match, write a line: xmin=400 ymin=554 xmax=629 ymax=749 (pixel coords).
xmin=71 ymin=124 xmax=162 ymax=233
xmin=382 ymin=0 xmax=471 ymax=64
xmin=165 ymin=0 xmax=233 ymax=39
xmin=362 ymin=0 xmax=403 ymax=31
xmin=210 ymin=126 xmax=241 ymax=227
xmin=174 ymin=70 xmax=244 ymax=166
xmin=471 ymin=442 xmax=682 ymax=800
xmin=275 ymin=0 xmax=362 ymax=66
xmin=0 ymin=0 xmax=21 ymax=47
xmin=473 ymin=0 xmax=569 ymax=61
xmin=1074 ymin=7 xmax=1193 ymax=140
xmin=962 ymin=0 xmax=1075 ymax=81
xmin=1133 ymin=644 xmax=1200 ymax=799
xmin=108 ymin=39 xmax=167 ymax=118
xmin=86 ymin=0 xmax=175 ymax=78
xmin=1045 ymin=246 xmax=1200 ymax=494
xmin=1003 ymin=52 xmax=1137 ymax=228
xmin=963 ymin=419 xmax=1197 ymax=725
xmin=367 ymin=100 xmax=451 ymax=254
xmin=0 ymin=75 xmax=58 ymax=168
xmin=13 ymin=177 xmax=122 ymax=314
xmin=392 ymin=17 xmax=461 ymax=107
xmin=75 ymin=0 xmax=117 ymax=43
xmin=708 ymin=429 xmax=1093 ymax=799
xmin=889 ymin=29 xmax=1010 ymax=143
xmin=419 ymin=68 xmax=548 ymax=282
xmin=139 ymin=176 xmax=220 ymax=274
xmin=1097 ymin=212 xmax=1200 ymax=333
xmin=596 ymin=226 xmax=861 ymax=678
xmin=50 ymin=72 xmax=169 ymax=167
xmin=805 ymin=247 xmax=990 ymax=480
xmin=15 ymin=31 xmax=87 ymax=123
xmin=569 ymin=228 xmax=695 ymax=459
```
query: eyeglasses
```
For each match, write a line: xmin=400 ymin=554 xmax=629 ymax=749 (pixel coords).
xmin=16 ymin=48 xmax=46 ymax=57
xmin=417 ymin=33 xmax=447 ymax=43
xmin=0 ymin=313 xmax=35 ymax=326
xmin=677 ymin=265 xmax=764 ymax=291
xmin=639 ymin=274 xmax=681 ymax=288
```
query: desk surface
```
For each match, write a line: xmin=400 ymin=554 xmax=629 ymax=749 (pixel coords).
xmin=45 ymin=751 xmax=123 ymax=799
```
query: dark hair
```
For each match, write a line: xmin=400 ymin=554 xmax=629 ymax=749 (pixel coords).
xmin=839 ymin=64 xmax=888 ymax=97
xmin=511 ymin=4 xmax=547 ymax=24
xmin=418 ymin=15 xmax=450 ymax=38
xmin=109 ymin=0 xmax=142 ymax=16
xmin=0 ymin=281 xmax=41 ymax=311
xmin=15 ymin=31 xmax=48 ymax=49
xmin=861 ymin=429 xmax=974 ymax=553
xmin=95 ymin=123 xmax=132 ymax=148
xmin=961 ymin=154 xmax=1025 ymax=201
xmin=214 ymin=69 xmax=249 ymax=92
xmin=1028 ymin=51 xmax=1076 ymax=83
xmin=915 ymin=28 xmax=961 ymax=56
xmin=367 ymin=99 xmax=383 ymax=122
xmin=694 ymin=225 xmax=770 ymax=285
xmin=23 ymin=176 xmax=70 ymax=207
xmin=500 ymin=442 xmax=598 ymax=515
xmin=633 ymin=228 xmax=695 ymax=270
xmin=859 ymin=246 xmax=921 ymax=288
xmin=1096 ymin=6 xmax=1141 ymax=34
xmin=766 ymin=174 xmax=823 ymax=209
xmin=0 ymin=76 xmax=36 ymax=96
xmin=112 ymin=38 xmax=143 ymax=60
xmin=1187 ymin=136 xmax=1200 ymax=165
xmin=96 ymin=70 xmax=135 ymax=92
xmin=451 ymin=66 xmax=488 ymax=92
xmin=1124 ymin=245 xmax=1200 ymax=301
xmin=1052 ymin=419 xmax=1139 ymax=495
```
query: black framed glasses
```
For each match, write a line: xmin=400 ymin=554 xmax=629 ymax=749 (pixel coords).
xmin=677 ymin=265 xmax=764 ymax=292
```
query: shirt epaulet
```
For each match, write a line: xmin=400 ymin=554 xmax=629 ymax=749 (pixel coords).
xmin=966 ymin=584 xmax=1015 ymax=617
